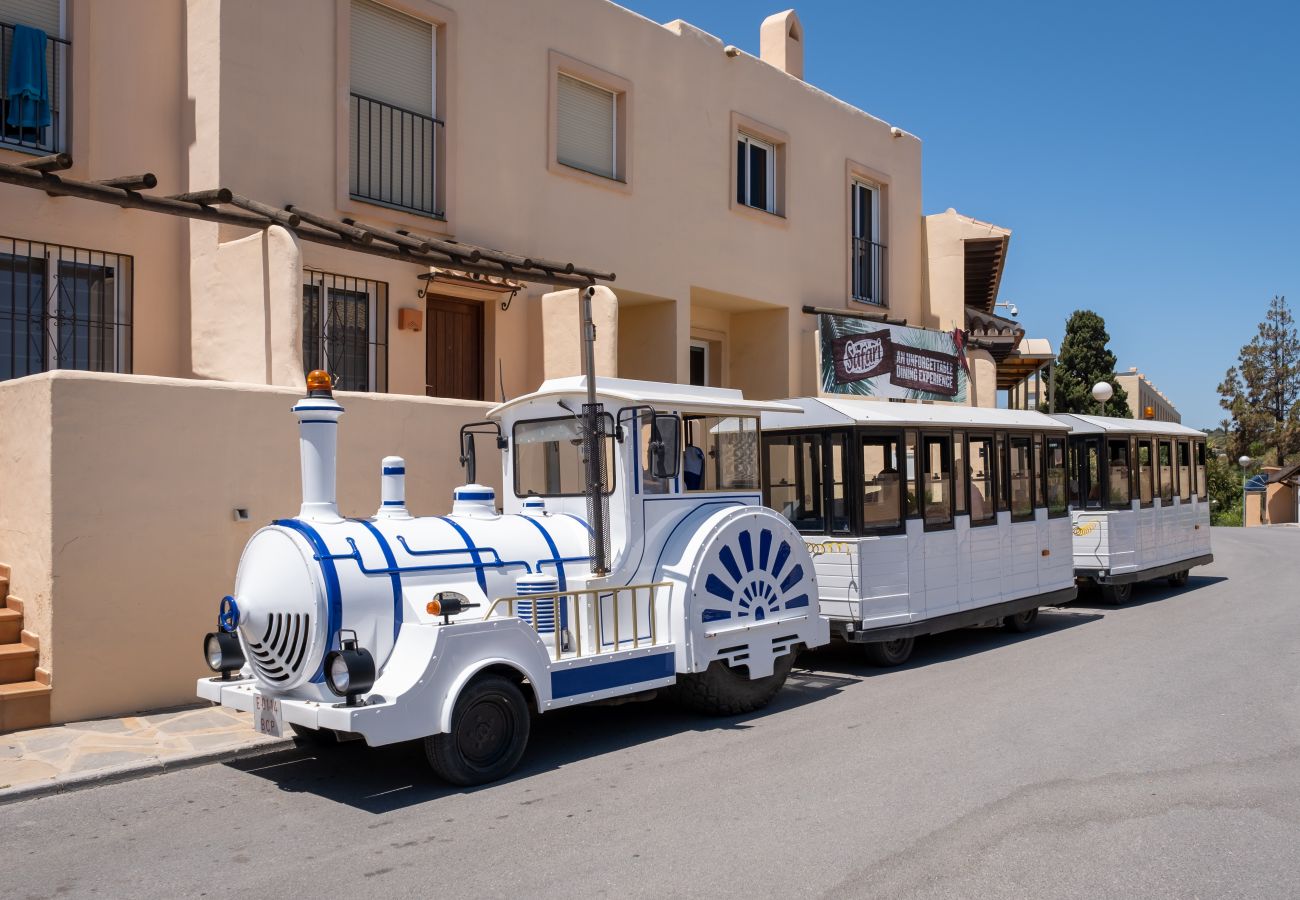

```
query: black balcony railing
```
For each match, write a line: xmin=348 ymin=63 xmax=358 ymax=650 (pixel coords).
xmin=349 ymin=92 xmax=442 ymax=219
xmin=302 ymin=269 xmax=388 ymax=393
xmin=0 ymin=22 xmax=69 ymax=155
xmin=851 ymin=237 xmax=887 ymax=305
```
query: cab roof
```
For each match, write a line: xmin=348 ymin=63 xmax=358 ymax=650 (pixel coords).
xmin=762 ymin=396 xmax=1069 ymax=431
xmin=488 ymin=376 xmax=802 ymax=420
xmin=1051 ymin=414 xmax=1206 ymax=438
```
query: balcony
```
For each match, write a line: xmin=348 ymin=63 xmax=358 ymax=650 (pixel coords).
xmin=349 ymin=92 xmax=443 ymax=219
xmin=851 ymin=237 xmax=887 ymax=305
xmin=0 ymin=21 xmax=69 ymax=155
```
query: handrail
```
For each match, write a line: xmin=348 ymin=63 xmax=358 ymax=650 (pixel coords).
xmin=483 ymin=581 xmax=672 ymax=662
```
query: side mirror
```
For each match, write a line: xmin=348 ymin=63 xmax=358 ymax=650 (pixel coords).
xmin=460 ymin=431 xmax=477 ymax=483
xmin=649 ymin=413 xmax=681 ymax=480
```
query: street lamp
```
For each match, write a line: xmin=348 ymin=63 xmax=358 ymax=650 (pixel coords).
xmin=1091 ymin=381 xmax=1113 ymax=414
xmin=1238 ymin=455 xmax=1253 ymax=468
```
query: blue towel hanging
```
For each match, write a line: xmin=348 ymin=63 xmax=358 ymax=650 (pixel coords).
xmin=6 ymin=23 xmax=52 ymax=129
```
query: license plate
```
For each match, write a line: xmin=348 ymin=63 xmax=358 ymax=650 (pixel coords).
xmin=252 ymin=692 xmax=283 ymax=737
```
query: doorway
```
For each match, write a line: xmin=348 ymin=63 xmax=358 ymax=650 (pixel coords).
xmin=426 ymin=295 xmax=483 ymax=400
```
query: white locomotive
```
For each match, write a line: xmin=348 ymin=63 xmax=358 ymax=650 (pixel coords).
xmin=199 ymin=370 xmax=828 ymax=785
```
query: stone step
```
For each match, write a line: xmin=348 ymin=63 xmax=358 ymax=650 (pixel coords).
xmin=0 ymin=643 xmax=37 ymax=684
xmin=0 ymin=681 xmax=51 ymax=732
xmin=0 ymin=607 xmax=20 ymax=644
xmin=5 ymin=594 xmax=24 ymax=616
xmin=0 ymin=574 xmax=9 ymax=602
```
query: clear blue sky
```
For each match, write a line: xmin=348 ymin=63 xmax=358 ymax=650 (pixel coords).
xmin=619 ymin=0 xmax=1299 ymax=428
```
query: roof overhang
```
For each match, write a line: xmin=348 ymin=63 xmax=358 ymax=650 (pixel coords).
xmin=965 ymin=307 xmax=1024 ymax=362
xmin=964 ymin=235 xmax=1010 ymax=312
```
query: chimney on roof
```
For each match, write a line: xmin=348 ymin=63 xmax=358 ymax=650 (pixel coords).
xmin=760 ymin=10 xmax=804 ymax=80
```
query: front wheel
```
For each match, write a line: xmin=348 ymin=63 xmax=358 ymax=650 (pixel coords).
xmin=864 ymin=636 xmax=915 ymax=667
xmin=666 ymin=652 xmax=796 ymax=716
xmin=1101 ymin=582 xmax=1133 ymax=605
xmin=1003 ymin=608 xmax=1039 ymax=633
xmin=1167 ymin=570 xmax=1190 ymax=588
xmin=425 ymin=674 xmax=531 ymax=787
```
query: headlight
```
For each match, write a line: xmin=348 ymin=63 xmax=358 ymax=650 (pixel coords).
xmin=203 ymin=631 xmax=245 ymax=679
xmin=324 ymin=630 xmax=376 ymax=706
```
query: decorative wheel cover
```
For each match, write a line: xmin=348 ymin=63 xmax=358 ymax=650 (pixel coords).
xmin=696 ymin=518 xmax=814 ymax=624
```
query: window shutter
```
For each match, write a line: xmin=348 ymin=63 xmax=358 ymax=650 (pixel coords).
xmin=557 ymin=74 xmax=616 ymax=180
xmin=0 ymin=0 xmax=60 ymax=35
xmin=350 ymin=0 xmax=433 ymax=115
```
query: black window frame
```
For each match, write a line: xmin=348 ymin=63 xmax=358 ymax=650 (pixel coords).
xmin=919 ymin=431 xmax=955 ymax=532
xmin=967 ymin=433 xmax=998 ymax=527
xmin=1195 ymin=440 xmax=1208 ymax=501
xmin=1157 ymin=438 xmax=1174 ymax=503
xmin=512 ymin=412 xmax=617 ymax=499
xmin=1176 ymin=439 xmax=1192 ymax=502
xmin=857 ymin=428 xmax=907 ymax=537
xmin=1136 ymin=436 xmax=1155 ymax=509
xmin=1106 ymin=437 xmax=1132 ymax=510
xmin=761 ymin=427 xmax=855 ymax=536
xmin=1044 ymin=435 xmax=1069 ymax=519
xmin=1007 ymin=433 xmax=1035 ymax=523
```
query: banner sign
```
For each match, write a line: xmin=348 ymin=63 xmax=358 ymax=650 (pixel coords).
xmin=819 ymin=314 xmax=968 ymax=402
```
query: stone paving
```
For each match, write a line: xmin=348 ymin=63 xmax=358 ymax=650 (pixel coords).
xmin=0 ymin=704 xmax=289 ymax=801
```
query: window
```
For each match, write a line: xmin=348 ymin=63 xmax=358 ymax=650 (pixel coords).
xmin=1008 ymin=436 xmax=1034 ymax=522
xmin=514 ymin=414 xmax=616 ymax=498
xmin=736 ymin=133 xmax=775 ymax=213
xmin=861 ymin=433 xmax=904 ymax=533
xmin=1032 ymin=434 xmax=1044 ymax=510
xmin=0 ymin=0 xmax=68 ymax=154
xmin=851 ymin=180 xmax=884 ymax=305
xmin=302 ymin=270 xmax=388 ymax=392
xmin=1157 ymin=440 xmax=1173 ymax=502
xmin=1137 ymin=438 xmax=1154 ymax=507
xmin=638 ymin=410 xmax=680 ymax=495
xmin=996 ymin=433 xmax=1011 ymax=512
xmin=1045 ymin=437 xmax=1068 ymax=518
xmin=556 ymin=73 xmax=618 ymax=180
xmin=1107 ymin=439 xmax=1131 ymax=508
xmin=0 ymin=236 xmax=132 ymax=380
xmin=1195 ymin=441 xmax=1208 ymax=501
xmin=968 ymin=435 xmax=997 ymax=525
xmin=953 ymin=430 xmax=967 ymax=515
xmin=689 ymin=340 xmax=709 ymax=387
xmin=904 ymin=429 xmax=920 ymax=518
xmin=684 ymin=415 xmax=759 ymax=491
xmin=1176 ymin=440 xmax=1191 ymax=502
xmin=350 ymin=0 xmax=441 ymax=217
xmin=921 ymin=435 xmax=953 ymax=529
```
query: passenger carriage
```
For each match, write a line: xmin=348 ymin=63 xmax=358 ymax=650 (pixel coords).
xmin=1052 ymin=414 xmax=1213 ymax=603
xmin=760 ymin=398 xmax=1077 ymax=665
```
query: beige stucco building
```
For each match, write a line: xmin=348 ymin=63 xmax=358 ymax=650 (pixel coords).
xmin=1115 ymin=367 xmax=1180 ymax=423
xmin=0 ymin=0 xmax=1044 ymax=727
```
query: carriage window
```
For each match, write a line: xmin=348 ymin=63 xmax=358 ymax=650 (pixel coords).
xmin=968 ymin=435 xmax=996 ymax=526
xmin=513 ymin=414 xmax=616 ymax=498
xmin=1195 ymin=442 xmax=1207 ymax=500
xmin=1084 ymin=441 xmax=1103 ymax=509
xmin=684 ymin=415 xmax=759 ymax=491
xmin=639 ymin=411 xmax=680 ymax=494
xmin=1157 ymin=440 xmax=1173 ymax=502
xmin=996 ymin=433 xmax=1010 ymax=512
xmin=1108 ymin=439 xmax=1131 ymax=508
xmin=764 ymin=434 xmax=822 ymax=531
xmin=1008 ymin=436 xmax=1034 ymax=521
xmin=1176 ymin=441 xmax=1191 ymax=501
xmin=904 ymin=430 xmax=920 ymax=518
xmin=953 ymin=431 xmax=967 ymax=515
xmin=1032 ymin=434 xmax=1044 ymax=510
xmin=827 ymin=433 xmax=850 ymax=534
xmin=1067 ymin=441 xmax=1081 ymax=508
xmin=922 ymin=435 xmax=953 ymax=529
xmin=1137 ymin=439 xmax=1154 ymax=506
xmin=1045 ymin=437 xmax=1068 ymax=518
xmin=861 ymin=434 xmax=903 ymax=532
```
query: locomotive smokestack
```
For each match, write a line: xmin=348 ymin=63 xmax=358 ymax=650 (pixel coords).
xmin=376 ymin=455 xmax=410 ymax=519
xmin=294 ymin=370 xmax=345 ymax=523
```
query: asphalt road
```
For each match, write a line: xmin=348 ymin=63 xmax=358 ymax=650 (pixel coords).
xmin=5 ymin=526 xmax=1298 ymax=900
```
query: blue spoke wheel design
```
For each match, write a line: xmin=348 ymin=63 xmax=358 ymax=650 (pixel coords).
xmin=698 ymin=522 xmax=814 ymax=625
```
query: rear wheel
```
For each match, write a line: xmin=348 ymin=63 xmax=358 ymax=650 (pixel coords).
xmin=1167 ymin=569 xmax=1190 ymax=588
xmin=666 ymin=652 xmax=796 ymax=716
xmin=864 ymin=636 xmax=915 ymax=667
xmin=425 ymin=674 xmax=530 ymax=787
xmin=1003 ymin=608 xmax=1039 ymax=633
xmin=1101 ymin=582 xmax=1133 ymax=605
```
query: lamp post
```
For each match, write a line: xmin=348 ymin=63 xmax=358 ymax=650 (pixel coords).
xmin=1238 ymin=455 xmax=1258 ymax=525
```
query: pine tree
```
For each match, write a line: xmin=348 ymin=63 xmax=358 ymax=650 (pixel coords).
xmin=1217 ymin=295 xmax=1300 ymax=465
xmin=1055 ymin=310 xmax=1130 ymax=416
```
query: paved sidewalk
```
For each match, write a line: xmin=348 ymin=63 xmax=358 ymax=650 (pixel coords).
xmin=0 ymin=705 xmax=291 ymax=804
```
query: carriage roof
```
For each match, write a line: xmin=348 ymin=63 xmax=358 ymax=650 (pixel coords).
xmin=761 ymin=396 xmax=1068 ymax=432
xmin=488 ymin=376 xmax=801 ymax=420
xmin=1051 ymin=414 xmax=1206 ymax=438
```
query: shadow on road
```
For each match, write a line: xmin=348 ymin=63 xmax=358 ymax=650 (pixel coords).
xmin=225 ymin=664 xmax=859 ymax=813
xmin=1068 ymin=573 xmax=1229 ymax=610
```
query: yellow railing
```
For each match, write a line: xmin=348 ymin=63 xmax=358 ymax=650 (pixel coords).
xmin=483 ymin=581 xmax=672 ymax=662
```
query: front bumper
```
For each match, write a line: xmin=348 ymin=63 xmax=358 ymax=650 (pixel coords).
xmin=197 ymin=676 xmax=400 ymax=744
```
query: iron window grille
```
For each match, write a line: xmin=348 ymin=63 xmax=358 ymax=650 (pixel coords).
xmin=302 ymin=269 xmax=388 ymax=393
xmin=0 ymin=20 xmax=70 ymax=155
xmin=851 ymin=180 xmax=886 ymax=305
xmin=0 ymin=236 xmax=133 ymax=381
xmin=350 ymin=93 xmax=443 ymax=218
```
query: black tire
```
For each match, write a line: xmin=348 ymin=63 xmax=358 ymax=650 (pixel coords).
xmin=425 ymin=674 xmax=530 ymax=787
xmin=1101 ymin=582 xmax=1133 ymax=605
xmin=289 ymin=722 xmax=334 ymax=745
xmin=1167 ymin=569 xmax=1190 ymax=588
xmin=1003 ymin=608 xmax=1039 ymax=633
xmin=665 ymin=652 xmax=796 ymax=716
xmin=864 ymin=636 xmax=915 ymax=667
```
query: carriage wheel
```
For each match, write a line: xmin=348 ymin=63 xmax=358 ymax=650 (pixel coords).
xmin=1101 ymin=582 xmax=1133 ymax=605
xmin=1003 ymin=608 xmax=1039 ymax=633
xmin=426 ymin=674 xmax=530 ymax=786
xmin=1167 ymin=570 xmax=1190 ymax=588
xmin=666 ymin=652 xmax=797 ymax=716
xmin=864 ymin=636 xmax=915 ymax=667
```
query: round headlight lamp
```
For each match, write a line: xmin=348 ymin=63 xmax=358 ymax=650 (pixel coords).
xmin=325 ymin=630 xmax=375 ymax=706
xmin=203 ymin=631 xmax=246 ymax=680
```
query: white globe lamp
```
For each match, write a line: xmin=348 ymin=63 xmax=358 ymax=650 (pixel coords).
xmin=1238 ymin=455 xmax=1252 ymax=468
xmin=1091 ymin=381 xmax=1114 ymax=403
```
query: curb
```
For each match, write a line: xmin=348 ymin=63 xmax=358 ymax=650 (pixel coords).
xmin=0 ymin=737 xmax=295 ymax=807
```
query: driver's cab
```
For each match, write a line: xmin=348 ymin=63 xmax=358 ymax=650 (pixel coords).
xmin=486 ymin=376 xmax=799 ymax=584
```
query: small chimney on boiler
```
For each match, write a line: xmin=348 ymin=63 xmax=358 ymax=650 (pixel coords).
xmin=760 ymin=9 xmax=804 ymax=80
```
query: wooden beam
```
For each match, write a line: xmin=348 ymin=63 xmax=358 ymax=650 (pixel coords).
xmin=95 ymin=173 xmax=158 ymax=191
xmin=169 ymin=188 xmax=233 ymax=205
xmin=293 ymin=207 xmax=373 ymax=244
xmin=228 ymin=193 xmax=300 ymax=228
xmin=20 ymin=153 xmax=72 ymax=172
xmin=394 ymin=229 xmax=482 ymax=264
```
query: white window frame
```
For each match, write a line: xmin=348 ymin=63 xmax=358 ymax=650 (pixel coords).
xmin=556 ymin=72 xmax=618 ymax=181
xmin=737 ymin=133 xmax=776 ymax=213
xmin=689 ymin=339 xmax=711 ymax=386
xmin=304 ymin=271 xmax=380 ymax=391
xmin=851 ymin=179 xmax=882 ymax=304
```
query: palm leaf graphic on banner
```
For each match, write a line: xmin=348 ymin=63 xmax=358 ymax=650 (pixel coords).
xmin=819 ymin=314 xmax=968 ymax=402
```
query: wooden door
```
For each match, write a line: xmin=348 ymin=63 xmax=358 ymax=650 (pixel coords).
xmin=425 ymin=295 xmax=483 ymax=400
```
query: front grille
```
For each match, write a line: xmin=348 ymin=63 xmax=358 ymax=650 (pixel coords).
xmin=246 ymin=613 xmax=311 ymax=684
